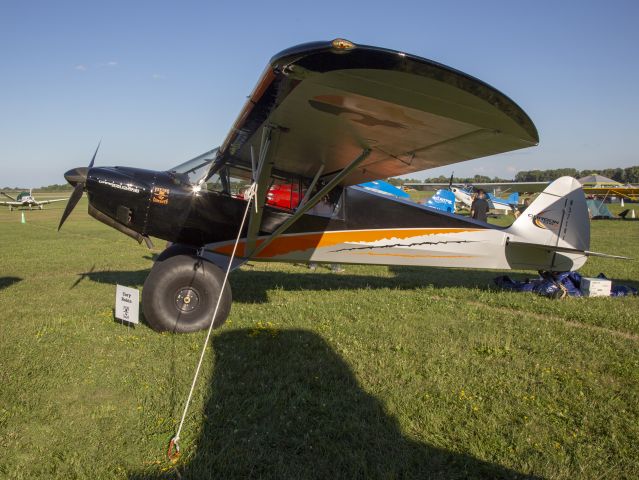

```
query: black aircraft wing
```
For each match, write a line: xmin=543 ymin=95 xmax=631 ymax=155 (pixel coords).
xmin=218 ymin=39 xmax=539 ymax=185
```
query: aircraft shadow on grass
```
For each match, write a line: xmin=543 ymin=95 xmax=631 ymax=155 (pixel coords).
xmin=0 ymin=276 xmax=22 ymax=291
xmin=71 ymin=265 xmax=505 ymax=305
xmin=129 ymin=329 xmax=539 ymax=480
xmin=72 ymin=265 xmax=639 ymax=304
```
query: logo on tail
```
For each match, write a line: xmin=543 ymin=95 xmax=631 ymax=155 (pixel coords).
xmin=528 ymin=210 xmax=560 ymax=231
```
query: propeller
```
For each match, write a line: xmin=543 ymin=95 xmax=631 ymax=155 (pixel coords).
xmin=58 ymin=142 xmax=100 ymax=231
xmin=448 ymin=172 xmax=454 ymax=190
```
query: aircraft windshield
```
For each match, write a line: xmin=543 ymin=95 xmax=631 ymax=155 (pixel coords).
xmin=168 ymin=148 xmax=219 ymax=185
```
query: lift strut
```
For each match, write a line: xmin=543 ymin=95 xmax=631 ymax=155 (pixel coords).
xmin=249 ymin=148 xmax=371 ymax=258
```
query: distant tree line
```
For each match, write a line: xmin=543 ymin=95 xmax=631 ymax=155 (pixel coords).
xmin=388 ymin=175 xmax=516 ymax=185
xmin=2 ymin=184 xmax=73 ymax=192
xmin=514 ymin=166 xmax=639 ymax=184
xmin=388 ymin=165 xmax=639 ymax=185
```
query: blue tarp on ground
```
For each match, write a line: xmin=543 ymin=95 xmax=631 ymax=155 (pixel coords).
xmin=494 ymin=272 xmax=636 ymax=298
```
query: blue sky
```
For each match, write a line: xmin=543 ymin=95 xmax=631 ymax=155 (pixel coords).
xmin=1 ymin=0 xmax=638 ymax=186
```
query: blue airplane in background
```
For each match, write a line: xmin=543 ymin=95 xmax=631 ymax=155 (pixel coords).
xmin=451 ymin=186 xmax=519 ymax=214
xmin=424 ymin=172 xmax=520 ymax=215
xmin=358 ymin=180 xmax=410 ymax=199
xmin=487 ymin=191 xmax=519 ymax=213
xmin=359 ymin=180 xmax=459 ymax=214
xmin=424 ymin=189 xmax=456 ymax=213
xmin=359 ymin=179 xmax=519 ymax=215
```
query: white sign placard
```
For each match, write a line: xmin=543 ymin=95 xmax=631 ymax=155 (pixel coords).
xmin=115 ymin=284 xmax=139 ymax=324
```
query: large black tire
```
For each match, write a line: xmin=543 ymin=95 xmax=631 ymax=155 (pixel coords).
xmin=155 ymin=243 xmax=198 ymax=263
xmin=142 ymin=254 xmax=232 ymax=333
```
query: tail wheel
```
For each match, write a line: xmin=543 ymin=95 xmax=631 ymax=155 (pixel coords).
xmin=142 ymin=254 xmax=232 ymax=333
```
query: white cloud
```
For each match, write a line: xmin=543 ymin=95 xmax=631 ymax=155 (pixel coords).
xmin=151 ymin=73 xmax=165 ymax=80
xmin=74 ymin=64 xmax=87 ymax=71
xmin=96 ymin=61 xmax=118 ymax=68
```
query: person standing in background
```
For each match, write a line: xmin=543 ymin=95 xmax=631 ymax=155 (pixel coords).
xmin=470 ymin=189 xmax=489 ymax=222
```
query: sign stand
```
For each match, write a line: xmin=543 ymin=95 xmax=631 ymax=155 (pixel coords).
xmin=115 ymin=285 xmax=140 ymax=327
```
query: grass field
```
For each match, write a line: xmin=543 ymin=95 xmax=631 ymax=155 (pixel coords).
xmin=1 ymin=195 xmax=638 ymax=479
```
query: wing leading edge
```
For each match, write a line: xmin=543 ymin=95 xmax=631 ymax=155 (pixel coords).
xmin=218 ymin=39 xmax=539 ymax=185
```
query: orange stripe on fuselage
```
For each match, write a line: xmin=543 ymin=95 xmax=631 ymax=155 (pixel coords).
xmin=211 ymin=228 xmax=479 ymax=258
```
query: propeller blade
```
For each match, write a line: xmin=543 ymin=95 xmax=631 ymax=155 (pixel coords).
xmin=88 ymin=140 xmax=101 ymax=169
xmin=58 ymin=183 xmax=84 ymax=231
xmin=448 ymin=172 xmax=454 ymax=189
xmin=59 ymin=141 xmax=99 ymax=229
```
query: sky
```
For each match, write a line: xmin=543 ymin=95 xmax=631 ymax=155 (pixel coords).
xmin=1 ymin=0 xmax=638 ymax=187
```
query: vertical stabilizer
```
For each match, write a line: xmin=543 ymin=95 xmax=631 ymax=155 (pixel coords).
xmin=505 ymin=177 xmax=590 ymax=270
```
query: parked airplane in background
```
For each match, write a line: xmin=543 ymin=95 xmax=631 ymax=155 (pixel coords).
xmin=424 ymin=189 xmax=456 ymax=213
xmin=1 ymin=190 xmax=68 ymax=211
xmin=358 ymin=180 xmax=410 ymax=199
xmin=488 ymin=191 xmax=519 ymax=213
xmin=578 ymin=175 xmax=639 ymax=201
xmin=450 ymin=185 xmax=519 ymax=214
xmin=420 ymin=174 xmax=523 ymax=215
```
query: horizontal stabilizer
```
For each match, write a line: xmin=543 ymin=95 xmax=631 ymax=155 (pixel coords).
xmin=507 ymin=240 xmax=631 ymax=260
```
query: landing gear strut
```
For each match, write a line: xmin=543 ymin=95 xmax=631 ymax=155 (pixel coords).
xmin=142 ymin=254 xmax=232 ymax=333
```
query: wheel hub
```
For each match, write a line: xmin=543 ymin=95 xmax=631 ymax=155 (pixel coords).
xmin=174 ymin=287 xmax=200 ymax=313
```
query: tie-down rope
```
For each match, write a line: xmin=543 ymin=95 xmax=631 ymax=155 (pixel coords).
xmin=168 ymin=182 xmax=259 ymax=461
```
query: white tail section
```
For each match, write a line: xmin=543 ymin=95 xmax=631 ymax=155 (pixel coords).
xmin=505 ymin=177 xmax=590 ymax=270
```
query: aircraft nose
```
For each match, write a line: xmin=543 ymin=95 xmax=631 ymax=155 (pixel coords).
xmin=64 ymin=167 xmax=89 ymax=186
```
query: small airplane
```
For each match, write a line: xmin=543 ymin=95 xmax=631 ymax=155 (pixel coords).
xmin=424 ymin=188 xmax=456 ymax=213
xmin=1 ymin=189 xmax=68 ymax=211
xmin=449 ymin=184 xmax=519 ymax=215
xmin=420 ymin=174 xmax=521 ymax=215
xmin=58 ymin=39 xmax=623 ymax=333
xmin=578 ymin=175 xmax=639 ymax=201
xmin=487 ymin=191 xmax=519 ymax=213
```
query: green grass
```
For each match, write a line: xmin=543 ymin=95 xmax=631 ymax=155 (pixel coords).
xmin=0 ymin=197 xmax=638 ymax=479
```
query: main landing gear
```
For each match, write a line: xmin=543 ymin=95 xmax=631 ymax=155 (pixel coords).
xmin=142 ymin=245 xmax=232 ymax=333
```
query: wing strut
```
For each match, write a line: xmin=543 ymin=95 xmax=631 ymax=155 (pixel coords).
xmin=248 ymin=148 xmax=371 ymax=258
xmin=245 ymin=125 xmax=281 ymax=255
xmin=297 ymin=164 xmax=325 ymax=208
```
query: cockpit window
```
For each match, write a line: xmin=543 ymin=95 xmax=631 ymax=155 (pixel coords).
xmin=169 ymin=150 xmax=343 ymax=216
xmin=168 ymin=148 xmax=219 ymax=185
xmin=204 ymin=164 xmax=252 ymax=196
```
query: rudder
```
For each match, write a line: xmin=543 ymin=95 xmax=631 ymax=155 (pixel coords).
xmin=505 ymin=177 xmax=590 ymax=271
xmin=507 ymin=177 xmax=589 ymax=251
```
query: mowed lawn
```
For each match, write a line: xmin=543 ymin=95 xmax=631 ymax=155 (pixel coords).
xmin=0 ymin=196 xmax=638 ymax=479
